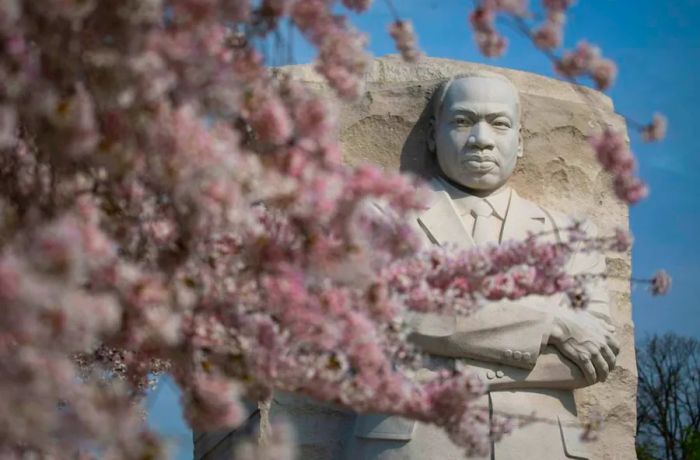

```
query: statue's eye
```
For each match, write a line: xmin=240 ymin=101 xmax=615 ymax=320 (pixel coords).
xmin=493 ymin=119 xmax=511 ymax=128
xmin=453 ymin=117 xmax=470 ymax=126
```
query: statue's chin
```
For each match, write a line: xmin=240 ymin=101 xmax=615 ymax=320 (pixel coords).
xmin=461 ymin=160 xmax=498 ymax=174
xmin=465 ymin=184 xmax=503 ymax=194
xmin=447 ymin=171 xmax=505 ymax=194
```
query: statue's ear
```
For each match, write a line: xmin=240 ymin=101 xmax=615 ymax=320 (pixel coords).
xmin=427 ymin=116 xmax=436 ymax=153
xmin=517 ymin=124 xmax=524 ymax=158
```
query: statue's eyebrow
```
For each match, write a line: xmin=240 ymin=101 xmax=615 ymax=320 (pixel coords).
xmin=447 ymin=107 xmax=513 ymax=120
xmin=447 ymin=107 xmax=479 ymax=118
xmin=485 ymin=111 xmax=514 ymax=121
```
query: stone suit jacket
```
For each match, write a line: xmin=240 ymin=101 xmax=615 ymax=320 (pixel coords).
xmin=347 ymin=179 xmax=610 ymax=460
xmin=195 ymin=180 xmax=613 ymax=460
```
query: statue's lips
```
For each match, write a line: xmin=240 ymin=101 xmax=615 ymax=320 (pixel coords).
xmin=460 ymin=155 xmax=498 ymax=172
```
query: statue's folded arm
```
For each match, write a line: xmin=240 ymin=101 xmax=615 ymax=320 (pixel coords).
xmin=408 ymin=302 xmax=553 ymax=369
xmin=408 ymin=300 xmax=605 ymax=389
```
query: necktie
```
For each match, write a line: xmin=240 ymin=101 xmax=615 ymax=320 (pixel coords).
xmin=470 ymin=199 xmax=499 ymax=245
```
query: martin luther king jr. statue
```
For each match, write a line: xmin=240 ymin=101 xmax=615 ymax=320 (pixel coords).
xmin=345 ymin=71 xmax=620 ymax=460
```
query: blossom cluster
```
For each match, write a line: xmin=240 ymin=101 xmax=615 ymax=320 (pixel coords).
xmin=469 ymin=4 xmax=509 ymax=58
xmin=589 ymin=129 xmax=648 ymax=204
xmin=0 ymin=1 xmax=548 ymax=456
xmin=640 ymin=113 xmax=668 ymax=142
xmin=468 ymin=0 xmax=561 ymax=57
xmin=529 ymin=0 xmax=576 ymax=50
xmin=555 ymin=41 xmax=618 ymax=91
xmin=650 ymin=270 xmax=672 ymax=296
xmin=470 ymin=2 xmax=617 ymax=90
xmin=291 ymin=0 xmax=370 ymax=99
xmin=389 ymin=20 xmax=422 ymax=63
xmin=381 ymin=223 xmax=634 ymax=316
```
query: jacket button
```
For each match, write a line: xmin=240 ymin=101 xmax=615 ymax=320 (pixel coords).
xmin=523 ymin=352 xmax=532 ymax=362
xmin=504 ymin=349 xmax=513 ymax=359
xmin=513 ymin=351 xmax=522 ymax=360
xmin=496 ymin=370 xmax=504 ymax=378
xmin=486 ymin=371 xmax=495 ymax=380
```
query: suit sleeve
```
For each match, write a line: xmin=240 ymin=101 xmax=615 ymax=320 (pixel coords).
xmin=407 ymin=301 xmax=553 ymax=370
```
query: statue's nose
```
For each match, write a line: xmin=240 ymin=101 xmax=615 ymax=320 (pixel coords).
xmin=467 ymin=121 xmax=495 ymax=150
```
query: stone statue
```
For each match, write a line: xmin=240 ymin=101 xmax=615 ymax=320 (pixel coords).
xmin=194 ymin=63 xmax=630 ymax=460
xmin=345 ymin=71 xmax=619 ymax=460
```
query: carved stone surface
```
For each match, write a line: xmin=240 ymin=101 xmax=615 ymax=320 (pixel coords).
xmin=194 ymin=56 xmax=636 ymax=460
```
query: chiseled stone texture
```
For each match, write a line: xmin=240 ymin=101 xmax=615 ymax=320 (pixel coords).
xmin=194 ymin=55 xmax=636 ymax=460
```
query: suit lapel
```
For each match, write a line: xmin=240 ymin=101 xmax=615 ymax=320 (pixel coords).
xmin=417 ymin=183 xmax=551 ymax=248
xmin=501 ymin=190 xmax=549 ymax=242
xmin=417 ymin=179 xmax=475 ymax=251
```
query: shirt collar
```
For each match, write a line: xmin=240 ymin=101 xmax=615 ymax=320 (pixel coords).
xmin=437 ymin=176 xmax=511 ymax=220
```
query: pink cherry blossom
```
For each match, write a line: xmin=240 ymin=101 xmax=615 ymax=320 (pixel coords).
xmin=469 ymin=6 xmax=496 ymax=34
xmin=589 ymin=129 xmax=648 ymax=204
xmin=554 ymin=41 xmax=618 ymax=90
xmin=490 ymin=0 xmax=529 ymax=15
xmin=342 ymin=0 xmax=373 ymax=12
xmin=468 ymin=4 xmax=510 ymax=58
xmin=533 ymin=19 xmax=563 ymax=50
xmin=222 ymin=0 xmax=252 ymax=22
xmin=291 ymin=0 xmax=369 ymax=99
xmin=641 ymin=112 xmax=668 ymax=142
xmin=589 ymin=57 xmax=618 ymax=90
xmin=542 ymin=0 xmax=575 ymax=12
xmin=244 ymin=92 xmax=293 ymax=145
xmin=589 ymin=128 xmax=635 ymax=176
xmin=611 ymin=228 xmax=633 ymax=252
xmin=650 ymin=270 xmax=672 ymax=296
xmin=389 ymin=20 xmax=422 ymax=63
xmin=555 ymin=41 xmax=601 ymax=78
xmin=475 ymin=31 xmax=509 ymax=58
xmin=613 ymin=174 xmax=649 ymax=204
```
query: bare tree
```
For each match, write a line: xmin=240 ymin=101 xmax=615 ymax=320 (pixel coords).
xmin=636 ymin=333 xmax=700 ymax=460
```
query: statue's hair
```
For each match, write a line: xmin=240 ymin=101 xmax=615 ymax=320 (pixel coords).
xmin=432 ymin=70 xmax=521 ymax=120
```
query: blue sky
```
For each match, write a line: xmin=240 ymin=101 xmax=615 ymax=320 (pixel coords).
xmin=149 ymin=1 xmax=700 ymax=457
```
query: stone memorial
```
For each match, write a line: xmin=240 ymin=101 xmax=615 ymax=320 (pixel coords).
xmin=194 ymin=56 xmax=636 ymax=460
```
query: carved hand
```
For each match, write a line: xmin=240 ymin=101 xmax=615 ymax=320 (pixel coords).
xmin=548 ymin=310 xmax=620 ymax=385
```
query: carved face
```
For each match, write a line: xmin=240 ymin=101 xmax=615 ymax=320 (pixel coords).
xmin=433 ymin=76 xmax=522 ymax=193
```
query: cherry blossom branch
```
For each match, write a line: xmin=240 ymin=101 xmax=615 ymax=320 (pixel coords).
xmin=631 ymin=270 xmax=672 ymax=296
xmin=505 ymin=13 xmax=667 ymax=142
